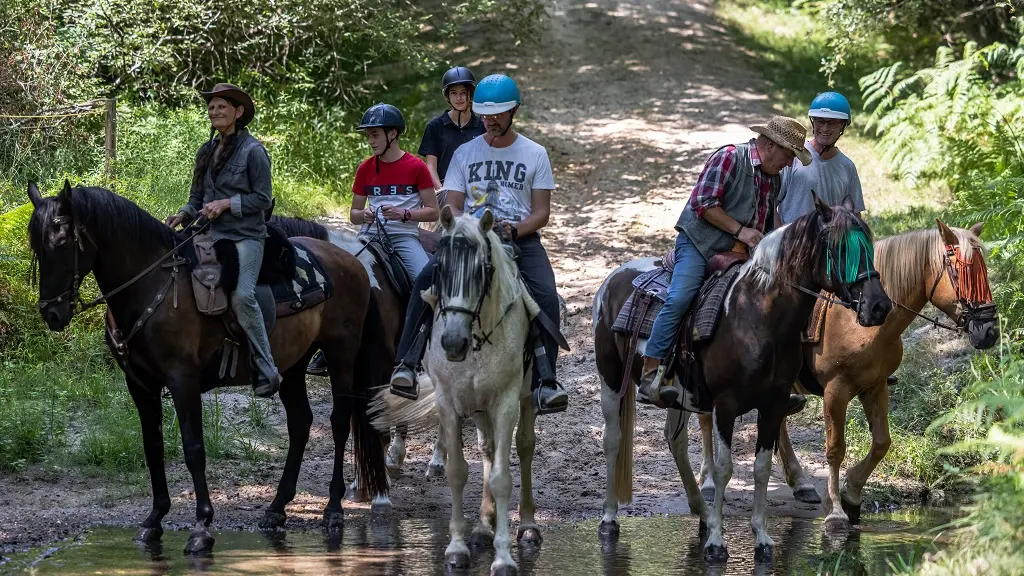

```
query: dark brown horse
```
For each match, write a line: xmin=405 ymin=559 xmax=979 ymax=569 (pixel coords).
xmin=26 ymin=181 xmax=389 ymax=554
xmin=593 ymin=197 xmax=892 ymax=562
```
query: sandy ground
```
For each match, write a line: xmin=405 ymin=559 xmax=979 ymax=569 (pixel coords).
xmin=0 ymin=0 xmax=941 ymax=554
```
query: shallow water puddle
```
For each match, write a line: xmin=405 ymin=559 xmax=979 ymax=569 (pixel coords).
xmin=3 ymin=509 xmax=951 ymax=575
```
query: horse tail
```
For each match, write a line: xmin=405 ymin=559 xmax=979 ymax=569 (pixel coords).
xmin=368 ymin=375 xmax=439 ymax=434
xmin=616 ymin=382 xmax=636 ymax=504
xmin=351 ymin=289 xmax=390 ymax=498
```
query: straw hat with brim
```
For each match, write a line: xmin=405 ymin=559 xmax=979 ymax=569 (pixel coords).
xmin=750 ymin=115 xmax=812 ymax=166
xmin=200 ymin=83 xmax=256 ymax=127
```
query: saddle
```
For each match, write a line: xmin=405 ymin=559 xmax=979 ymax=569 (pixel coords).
xmin=359 ymin=228 xmax=441 ymax=301
xmin=612 ymin=242 xmax=749 ymax=412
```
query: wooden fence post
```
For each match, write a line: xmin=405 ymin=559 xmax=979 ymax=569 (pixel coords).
xmin=104 ymin=98 xmax=117 ymax=187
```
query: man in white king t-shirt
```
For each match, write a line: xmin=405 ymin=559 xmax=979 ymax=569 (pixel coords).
xmin=778 ymin=91 xmax=865 ymax=224
xmin=387 ymin=73 xmax=569 ymax=416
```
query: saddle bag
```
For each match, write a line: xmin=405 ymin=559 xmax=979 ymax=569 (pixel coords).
xmin=191 ymin=232 xmax=229 ymax=315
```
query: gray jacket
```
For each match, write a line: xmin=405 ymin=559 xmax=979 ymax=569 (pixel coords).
xmin=676 ymin=141 xmax=779 ymax=260
xmin=181 ymin=128 xmax=272 ymax=242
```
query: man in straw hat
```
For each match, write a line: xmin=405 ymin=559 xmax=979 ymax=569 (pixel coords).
xmin=638 ymin=115 xmax=812 ymax=409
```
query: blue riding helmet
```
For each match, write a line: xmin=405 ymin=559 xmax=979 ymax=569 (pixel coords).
xmin=357 ymin=103 xmax=406 ymax=134
xmin=473 ymin=74 xmax=521 ymax=115
xmin=809 ymin=92 xmax=851 ymax=121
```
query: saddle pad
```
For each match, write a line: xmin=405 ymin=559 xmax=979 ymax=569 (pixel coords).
xmin=270 ymin=243 xmax=333 ymax=318
xmin=801 ymin=291 xmax=832 ymax=343
xmin=611 ymin=268 xmax=672 ymax=338
xmin=690 ymin=266 xmax=742 ymax=343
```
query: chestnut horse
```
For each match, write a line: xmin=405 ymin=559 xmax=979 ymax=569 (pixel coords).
xmin=27 ymin=182 xmax=389 ymax=554
xmin=594 ymin=197 xmax=892 ymax=562
xmin=696 ymin=219 xmax=999 ymax=532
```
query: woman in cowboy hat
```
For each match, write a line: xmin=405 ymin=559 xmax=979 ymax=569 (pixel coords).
xmin=638 ymin=115 xmax=811 ymax=409
xmin=164 ymin=83 xmax=281 ymax=398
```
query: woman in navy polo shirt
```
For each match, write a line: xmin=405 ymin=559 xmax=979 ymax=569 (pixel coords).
xmin=419 ymin=66 xmax=486 ymax=203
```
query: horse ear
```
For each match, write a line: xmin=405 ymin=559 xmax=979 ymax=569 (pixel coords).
xmin=970 ymin=221 xmax=984 ymax=237
xmin=27 ymin=181 xmax=42 ymax=207
xmin=58 ymin=179 xmax=73 ymax=205
xmin=812 ymin=192 xmax=833 ymax=222
xmin=841 ymin=194 xmax=855 ymax=213
xmin=440 ymin=205 xmax=455 ymax=230
xmin=480 ymin=209 xmax=494 ymax=234
xmin=936 ymin=218 xmax=959 ymax=246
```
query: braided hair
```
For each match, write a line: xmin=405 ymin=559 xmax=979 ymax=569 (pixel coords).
xmin=190 ymin=96 xmax=247 ymax=189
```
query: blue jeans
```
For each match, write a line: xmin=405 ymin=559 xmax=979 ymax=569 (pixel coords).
xmin=389 ymin=232 xmax=431 ymax=281
xmin=645 ymin=232 xmax=707 ymax=361
xmin=232 ymin=238 xmax=277 ymax=378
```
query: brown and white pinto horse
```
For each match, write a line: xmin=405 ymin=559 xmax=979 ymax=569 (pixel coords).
xmin=696 ymin=219 xmax=999 ymax=532
xmin=594 ymin=197 xmax=892 ymax=562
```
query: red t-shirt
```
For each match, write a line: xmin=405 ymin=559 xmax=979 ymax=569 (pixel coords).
xmin=353 ymin=152 xmax=434 ymax=235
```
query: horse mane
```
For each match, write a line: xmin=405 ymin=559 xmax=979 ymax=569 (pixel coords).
xmin=444 ymin=214 xmax=522 ymax=320
xmin=269 ymin=215 xmax=329 ymax=241
xmin=29 ymin=186 xmax=178 ymax=253
xmin=875 ymin=226 xmax=982 ymax=305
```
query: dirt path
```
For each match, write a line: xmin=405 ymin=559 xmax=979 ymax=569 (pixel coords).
xmin=0 ymin=0 xmax=924 ymax=553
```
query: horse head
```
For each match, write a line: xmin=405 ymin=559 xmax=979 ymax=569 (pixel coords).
xmin=934 ymin=219 xmax=998 ymax=349
xmin=434 ymin=206 xmax=499 ymax=362
xmin=27 ymin=180 xmax=98 ymax=331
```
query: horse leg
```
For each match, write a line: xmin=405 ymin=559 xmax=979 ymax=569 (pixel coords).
xmin=598 ymin=374 xmax=633 ymax=540
xmin=698 ymin=412 xmax=716 ymax=501
xmin=441 ymin=408 xmax=471 ymax=570
xmin=260 ymin=365 xmax=312 ymax=530
xmin=168 ymin=379 xmax=216 ymax=554
xmin=471 ymin=421 xmax=497 ymax=547
xmin=751 ymin=406 xmax=785 ymax=563
xmin=127 ymin=381 xmax=170 ymax=543
xmin=840 ymin=383 xmax=891 ymax=525
xmin=823 ymin=383 xmax=855 ymax=533
xmin=776 ymin=417 xmax=821 ymax=504
xmin=704 ymin=407 xmax=735 ymax=563
xmin=517 ymin=395 xmax=542 ymax=546
xmin=386 ymin=425 xmax=407 ymax=478
xmin=488 ymin=396 xmax=520 ymax=576
xmin=665 ymin=408 xmax=707 ymax=528
xmin=426 ymin=430 xmax=447 ymax=478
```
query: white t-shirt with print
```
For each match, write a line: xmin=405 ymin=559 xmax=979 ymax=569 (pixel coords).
xmin=779 ymin=142 xmax=865 ymax=224
xmin=443 ymin=134 xmax=555 ymax=223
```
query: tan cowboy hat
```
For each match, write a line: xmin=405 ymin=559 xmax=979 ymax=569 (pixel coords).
xmin=750 ymin=115 xmax=812 ymax=166
xmin=200 ymin=83 xmax=256 ymax=127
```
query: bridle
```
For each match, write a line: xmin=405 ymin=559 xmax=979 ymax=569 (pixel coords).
xmin=893 ymin=243 xmax=997 ymax=332
xmin=776 ymin=225 xmax=880 ymax=312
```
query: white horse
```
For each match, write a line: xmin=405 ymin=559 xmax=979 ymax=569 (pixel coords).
xmin=372 ymin=206 xmax=542 ymax=576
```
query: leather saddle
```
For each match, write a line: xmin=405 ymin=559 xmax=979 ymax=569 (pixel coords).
xmin=359 ymin=228 xmax=441 ymax=301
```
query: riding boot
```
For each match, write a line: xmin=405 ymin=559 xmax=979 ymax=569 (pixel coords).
xmin=786 ymin=394 xmax=807 ymax=416
xmin=252 ymin=356 xmax=282 ymax=399
xmin=528 ymin=319 xmax=568 ymax=415
xmin=887 ymin=375 xmax=898 ymax=386
xmin=390 ymin=311 xmax=432 ymax=400
xmin=306 ymin=350 xmax=328 ymax=376
xmin=638 ymin=362 xmax=675 ymax=409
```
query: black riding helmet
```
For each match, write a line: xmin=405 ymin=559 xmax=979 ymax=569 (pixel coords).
xmin=442 ymin=66 xmax=476 ymax=126
xmin=357 ymin=103 xmax=406 ymax=173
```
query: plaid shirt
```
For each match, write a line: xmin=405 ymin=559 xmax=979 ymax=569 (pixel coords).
xmin=689 ymin=140 xmax=775 ymax=233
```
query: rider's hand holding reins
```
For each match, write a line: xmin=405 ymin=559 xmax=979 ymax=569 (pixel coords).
xmin=164 ymin=212 xmax=186 ymax=229
xmin=736 ymin=226 xmax=763 ymax=249
xmin=201 ymin=198 xmax=232 ymax=220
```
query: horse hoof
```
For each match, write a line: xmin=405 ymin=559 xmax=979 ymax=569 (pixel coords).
xmin=701 ymin=486 xmax=716 ymax=502
xmin=134 ymin=526 xmax=163 ymax=543
xmin=794 ymin=487 xmax=822 ymax=504
xmin=840 ymin=495 xmax=862 ymax=525
xmin=184 ymin=529 xmax=215 ymax=555
xmin=345 ymin=488 xmax=368 ymax=503
xmin=371 ymin=500 xmax=392 ymax=515
xmin=597 ymin=520 xmax=620 ymax=541
xmin=322 ymin=509 xmax=344 ymax=531
xmin=258 ymin=510 xmax=287 ymax=530
xmin=446 ymin=552 xmax=471 ymax=571
xmin=469 ymin=530 xmax=493 ymax=549
xmin=518 ymin=526 xmax=543 ymax=546
xmin=491 ymin=564 xmax=518 ymax=576
xmin=754 ymin=543 xmax=774 ymax=563
xmin=823 ymin=513 xmax=850 ymax=534
xmin=426 ymin=463 xmax=446 ymax=478
xmin=704 ymin=543 xmax=729 ymax=563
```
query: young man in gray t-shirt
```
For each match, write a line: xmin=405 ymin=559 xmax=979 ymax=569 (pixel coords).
xmin=778 ymin=91 xmax=864 ymax=224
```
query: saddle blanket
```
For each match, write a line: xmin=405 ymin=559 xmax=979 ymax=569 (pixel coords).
xmin=612 ymin=265 xmax=742 ymax=342
xmin=271 ymin=243 xmax=333 ymax=318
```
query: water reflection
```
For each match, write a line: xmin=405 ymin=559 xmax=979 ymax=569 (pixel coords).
xmin=9 ymin=509 xmax=949 ymax=575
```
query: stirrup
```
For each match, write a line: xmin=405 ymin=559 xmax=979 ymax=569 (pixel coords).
xmin=532 ymin=381 xmax=568 ymax=416
xmin=389 ymin=365 xmax=419 ymax=400
xmin=637 ymin=364 xmax=668 ymax=408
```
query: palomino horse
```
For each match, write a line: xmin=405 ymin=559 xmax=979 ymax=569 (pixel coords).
xmin=594 ymin=197 xmax=892 ymax=561
xmin=696 ymin=219 xmax=999 ymax=532
xmin=372 ymin=206 xmax=541 ymax=575
xmin=26 ymin=182 xmax=389 ymax=554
